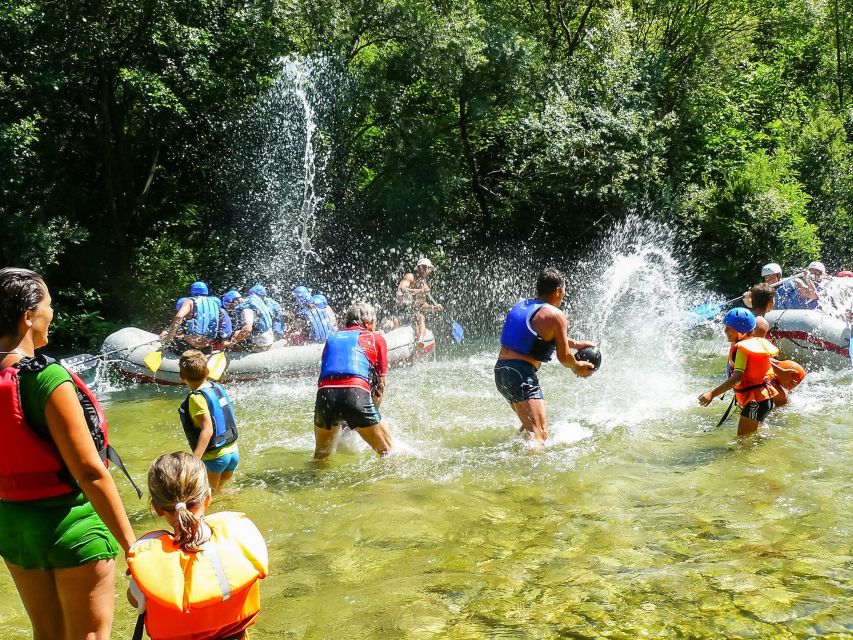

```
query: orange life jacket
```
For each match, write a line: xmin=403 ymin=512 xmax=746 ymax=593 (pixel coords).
xmin=727 ymin=337 xmax=779 ymax=407
xmin=770 ymin=359 xmax=806 ymax=391
xmin=128 ymin=512 xmax=268 ymax=640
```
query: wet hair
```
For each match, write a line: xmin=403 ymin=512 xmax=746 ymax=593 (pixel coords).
xmin=345 ymin=302 xmax=377 ymax=328
xmin=179 ymin=350 xmax=209 ymax=382
xmin=749 ymin=283 xmax=775 ymax=314
xmin=535 ymin=268 xmax=566 ymax=297
xmin=0 ymin=268 xmax=46 ymax=337
xmin=148 ymin=452 xmax=210 ymax=552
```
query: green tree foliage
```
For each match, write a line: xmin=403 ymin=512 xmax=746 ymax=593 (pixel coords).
xmin=2 ymin=0 xmax=853 ymax=347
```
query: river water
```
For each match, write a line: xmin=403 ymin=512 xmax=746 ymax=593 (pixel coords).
xmin=1 ymin=345 xmax=850 ymax=638
xmin=1 ymin=224 xmax=852 ymax=638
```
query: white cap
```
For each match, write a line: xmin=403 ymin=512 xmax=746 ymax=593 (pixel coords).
xmin=416 ymin=258 xmax=434 ymax=269
xmin=807 ymin=260 xmax=826 ymax=274
xmin=761 ymin=263 xmax=782 ymax=277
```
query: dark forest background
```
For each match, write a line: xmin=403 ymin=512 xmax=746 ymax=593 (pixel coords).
xmin=3 ymin=0 xmax=853 ymax=349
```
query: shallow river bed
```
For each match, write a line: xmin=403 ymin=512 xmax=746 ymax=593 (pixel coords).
xmin=0 ymin=344 xmax=851 ymax=639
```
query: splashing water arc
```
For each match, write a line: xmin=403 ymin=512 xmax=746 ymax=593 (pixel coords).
xmin=223 ymin=55 xmax=336 ymax=290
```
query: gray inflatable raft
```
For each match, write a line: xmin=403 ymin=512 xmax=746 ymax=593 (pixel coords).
xmin=101 ymin=326 xmax=435 ymax=384
xmin=765 ymin=309 xmax=850 ymax=369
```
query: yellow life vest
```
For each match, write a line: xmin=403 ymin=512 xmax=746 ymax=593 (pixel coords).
xmin=128 ymin=511 xmax=268 ymax=640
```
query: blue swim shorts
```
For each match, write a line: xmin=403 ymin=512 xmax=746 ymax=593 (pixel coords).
xmin=203 ymin=449 xmax=240 ymax=474
xmin=494 ymin=359 xmax=544 ymax=405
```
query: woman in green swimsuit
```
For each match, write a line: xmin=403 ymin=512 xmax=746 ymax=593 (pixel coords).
xmin=0 ymin=268 xmax=136 ymax=639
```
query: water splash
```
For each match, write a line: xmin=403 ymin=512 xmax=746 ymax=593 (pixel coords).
xmin=221 ymin=55 xmax=347 ymax=291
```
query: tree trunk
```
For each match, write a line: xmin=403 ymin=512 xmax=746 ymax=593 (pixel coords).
xmin=458 ymin=93 xmax=491 ymax=236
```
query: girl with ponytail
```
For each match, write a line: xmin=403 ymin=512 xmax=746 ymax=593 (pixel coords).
xmin=128 ymin=452 xmax=268 ymax=640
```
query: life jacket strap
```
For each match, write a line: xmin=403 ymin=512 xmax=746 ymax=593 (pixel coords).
xmin=105 ymin=445 xmax=143 ymax=498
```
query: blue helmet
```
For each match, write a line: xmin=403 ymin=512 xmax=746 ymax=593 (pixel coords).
xmin=723 ymin=307 xmax=756 ymax=334
xmin=175 ymin=297 xmax=188 ymax=311
xmin=189 ymin=281 xmax=209 ymax=296
xmin=248 ymin=284 xmax=267 ymax=297
xmin=310 ymin=294 xmax=327 ymax=309
xmin=222 ymin=290 xmax=242 ymax=306
xmin=293 ymin=286 xmax=311 ymax=304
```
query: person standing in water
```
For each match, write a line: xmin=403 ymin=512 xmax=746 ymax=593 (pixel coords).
xmin=0 ymin=268 xmax=137 ymax=639
xmin=495 ymin=268 xmax=595 ymax=443
xmin=397 ymin=258 xmax=443 ymax=349
xmin=313 ymin=302 xmax=393 ymax=458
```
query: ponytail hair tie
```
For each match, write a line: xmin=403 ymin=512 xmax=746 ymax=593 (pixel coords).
xmin=174 ymin=502 xmax=187 ymax=511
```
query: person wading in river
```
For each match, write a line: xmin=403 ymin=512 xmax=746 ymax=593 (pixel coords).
xmin=396 ymin=258 xmax=443 ymax=350
xmin=494 ymin=268 xmax=595 ymax=444
xmin=313 ymin=302 xmax=393 ymax=458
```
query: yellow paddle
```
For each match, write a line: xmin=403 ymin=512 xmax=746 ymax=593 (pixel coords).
xmin=143 ymin=349 xmax=163 ymax=373
xmin=144 ymin=348 xmax=226 ymax=380
xmin=207 ymin=351 xmax=228 ymax=381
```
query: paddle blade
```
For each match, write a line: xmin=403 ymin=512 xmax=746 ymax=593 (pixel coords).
xmin=207 ymin=351 xmax=228 ymax=381
xmin=690 ymin=301 xmax=724 ymax=320
xmin=451 ymin=321 xmax=464 ymax=344
xmin=143 ymin=349 xmax=163 ymax=373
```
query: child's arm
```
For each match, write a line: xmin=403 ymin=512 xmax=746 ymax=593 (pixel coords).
xmin=193 ymin=413 xmax=214 ymax=458
xmin=698 ymin=370 xmax=743 ymax=406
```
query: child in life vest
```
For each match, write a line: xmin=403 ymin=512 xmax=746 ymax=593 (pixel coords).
xmin=698 ymin=307 xmax=780 ymax=436
xmin=178 ymin=350 xmax=239 ymax=491
xmin=127 ymin=452 xmax=268 ymax=640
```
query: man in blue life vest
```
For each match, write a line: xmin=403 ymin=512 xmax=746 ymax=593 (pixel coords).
xmin=161 ymin=281 xmax=229 ymax=354
xmin=311 ymin=294 xmax=338 ymax=331
xmin=248 ymin=284 xmax=286 ymax=340
xmin=289 ymin=286 xmax=334 ymax=344
xmin=222 ymin=290 xmax=274 ymax=352
xmin=313 ymin=302 xmax=392 ymax=459
xmin=495 ymin=268 xmax=595 ymax=444
xmin=758 ymin=262 xmax=818 ymax=310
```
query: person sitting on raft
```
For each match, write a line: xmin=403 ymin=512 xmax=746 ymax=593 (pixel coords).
xmin=757 ymin=262 xmax=817 ymax=310
xmin=160 ymin=281 xmax=231 ymax=354
xmin=396 ymin=258 xmax=444 ymax=349
xmin=222 ymin=290 xmax=274 ymax=352
xmin=313 ymin=293 xmax=339 ymax=331
xmin=698 ymin=308 xmax=780 ymax=436
xmin=248 ymin=284 xmax=286 ymax=340
xmin=313 ymin=302 xmax=393 ymax=459
xmin=494 ymin=267 xmax=595 ymax=444
xmin=178 ymin=350 xmax=240 ymax=492
xmin=127 ymin=452 xmax=268 ymax=640
xmin=290 ymin=289 xmax=335 ymax=344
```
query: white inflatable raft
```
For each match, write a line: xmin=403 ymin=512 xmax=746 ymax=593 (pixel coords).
xmin=765 ymin=309 xmax=851 ymax=369
xmin=101 ymin=326 xmax=435 ymax=385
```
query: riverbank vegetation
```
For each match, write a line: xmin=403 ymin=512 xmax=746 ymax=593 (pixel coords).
xmin=3 ymin=0 xmax=853 ymax=348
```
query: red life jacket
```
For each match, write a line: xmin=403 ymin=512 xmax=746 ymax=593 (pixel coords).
xmin=0 ymin=355 xmax=140 ymax=501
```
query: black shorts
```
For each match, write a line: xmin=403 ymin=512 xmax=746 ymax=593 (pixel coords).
xmin=740 ymin=398 xmax=774 ymax=422
xmin=314 ymin=387 xmax=381 ymax=429
xmin=494 ymin=359 xmax=544 ymax=405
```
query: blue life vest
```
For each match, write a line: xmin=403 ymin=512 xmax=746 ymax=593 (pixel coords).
xmin=218 ymin=307 xmax=233 ymax=339
xmin=499 ymin=299 xmax=557 ymax=362
xmin=263 ymin=297 xmax=285 ymax=339
xmin=184 ymin=296 xmax=222 ymax=340
xmin=319 ymin=330 xmax=372 ymax=381
xmin=236 ymin=295 xmax=273 ymax=335
xmin=774 ymin=280 xmax=817 ymax=310
xmin=178 ymin=383 xmax=238 ymax=452
xmin=300 ymin=305 xmax=333 ymax=343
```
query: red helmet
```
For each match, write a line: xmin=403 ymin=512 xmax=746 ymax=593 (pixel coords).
xmin=835 ymin=270 xmax=853 ymax=277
